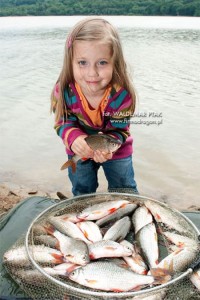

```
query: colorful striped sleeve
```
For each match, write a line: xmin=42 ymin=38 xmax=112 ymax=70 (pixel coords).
xmin=105 ymin=91 xmax=133 ymax=142
xmin=52 ymin=84 xmax=86 ymax=155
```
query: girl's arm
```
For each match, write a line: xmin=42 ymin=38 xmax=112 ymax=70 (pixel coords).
xmin=52 ymin=84 xmax=92 ymax=157
xmin=104 ymin=92 xmax=133 ymax=143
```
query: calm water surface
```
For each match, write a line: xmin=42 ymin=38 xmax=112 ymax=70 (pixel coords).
xmin=0 ymin=16 xmax=200 ymax=209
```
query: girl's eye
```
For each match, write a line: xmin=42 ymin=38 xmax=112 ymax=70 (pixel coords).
xmin=98 ymin=60 xmax=108 ymax=66
xmin=78 ymin=61 xmax=88 ymax=66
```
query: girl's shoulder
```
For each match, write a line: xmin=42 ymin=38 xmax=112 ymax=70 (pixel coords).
xmin=64 ymin=83 xmax=78 ymax=106
xmin=108 ymin=84 xmax=130 ymax=107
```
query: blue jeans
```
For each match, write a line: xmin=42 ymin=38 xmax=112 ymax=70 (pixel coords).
xmin=68 ymin=155 xmax=138 ymax=196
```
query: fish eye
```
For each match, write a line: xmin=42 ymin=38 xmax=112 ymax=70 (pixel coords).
xmin=82 ymin=254 xmax=88 ymax=261
xmin=125 ymin=245 xmax=132 ymax=251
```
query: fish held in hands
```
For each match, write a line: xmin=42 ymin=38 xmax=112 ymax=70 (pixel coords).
xmin=61 ymin=134 xmax=122 ymax=172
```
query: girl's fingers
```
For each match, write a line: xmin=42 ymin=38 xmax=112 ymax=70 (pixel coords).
xmin=93 ymin=151 xmax=113 ymax=163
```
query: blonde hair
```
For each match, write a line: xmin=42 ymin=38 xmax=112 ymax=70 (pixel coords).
xmin=51 ymin=17 xmax=136 ymax=121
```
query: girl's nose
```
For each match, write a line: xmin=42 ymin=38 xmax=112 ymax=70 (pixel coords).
xmin=87 ymin=65 xmax=99 ymax=77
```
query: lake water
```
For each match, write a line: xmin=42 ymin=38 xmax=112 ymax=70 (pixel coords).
xmin=0 ymin=16 xmax=200 ymax=210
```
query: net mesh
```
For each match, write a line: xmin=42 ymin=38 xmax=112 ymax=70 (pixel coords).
xmin=3 ymin=193 xmax=200 ymax=300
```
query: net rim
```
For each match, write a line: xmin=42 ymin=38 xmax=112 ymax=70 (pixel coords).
xmin=25 ymin=192 xmax=199 ymax=298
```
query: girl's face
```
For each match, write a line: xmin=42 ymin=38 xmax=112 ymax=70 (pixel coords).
xmin=72 ymin=40 xmax=113 ymax=98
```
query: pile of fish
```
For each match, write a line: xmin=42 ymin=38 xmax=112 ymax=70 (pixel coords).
xmin=3 ymin=199 xmax=200 ymax=296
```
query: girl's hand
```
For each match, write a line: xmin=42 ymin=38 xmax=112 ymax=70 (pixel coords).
xmin=93 ymin=150 xmax=113 ymax=163
xmin=71 ymin=135 xmax=94 ymax=158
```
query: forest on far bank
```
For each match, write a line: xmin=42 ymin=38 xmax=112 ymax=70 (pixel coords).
xmin=0 ymin=0 xmax=200 ymax=17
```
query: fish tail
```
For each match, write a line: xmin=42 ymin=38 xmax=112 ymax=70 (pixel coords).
xmin=51 ymin=253 xmax=64 ymax=264
xmin=151 ymin=268 xmax=171 ymax=284
xmin=60 ymin=160 xmax=76 ymax=172
xmin=44 ymin=224 xmax=56 ymax=236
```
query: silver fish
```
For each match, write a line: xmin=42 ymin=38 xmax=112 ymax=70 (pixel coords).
xmin=48 ymin=217 xmax=91 ymax=244
xmin=155 ymin=247 xmax=198 ymax=274
xmin=136 ymin=223 xmax=159 ymax=268
xmin=52 ymin=213 xmax=80 ymax=223
xmin=3 ymin=245 xmax=64 ymax=267
xmin=120 ymin=240 xmax=148 ymax=275
xmin=15 ymin=263 xmax=80 ymax=286
xmin=53 ymin=262 xmax=80 ymax=275
xmin=32 ymin=223 xmax=49 ymax=236
xmin=76 ymin=221 xmax=102 ymax=243
xmin=78 ymin=200 xmax=130 ymax=221
xmin=96 ymin=203 xmax=137 ymax=227
xmin=132 ymin=206 xmax=153 ymax=234
xmin=61 ymin=134 xmax=122 ymax=172
xmin=190 ymin=268 xmax=200 ymax=291
xmin=69 ymin=261 xmax=170 ymax=292
xmin=45 ymin=226 xmax=90 ymax=266
xmin=15 ymin=267 xmax=59 ymax=286
xmin=34 ymin=234 xmax=59 ymax=249
xmin=88 ymin=240 xmax=132 ymax=260
xmin=103 ymin=258 xmax=130 ymax=269
xmin=162 ymin=231 xmax=199 ymax=249
xmin=103 ymin=216 xmax=131 ymax=241
xmin=144 ymin=200 xmax=190 ymax=235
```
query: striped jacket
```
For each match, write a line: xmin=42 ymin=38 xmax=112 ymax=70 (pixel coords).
xmin=52 ymin=82 xmax=133 ymax=159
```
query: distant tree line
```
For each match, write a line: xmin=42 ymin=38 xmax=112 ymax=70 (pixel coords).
xmin=0 ymin=0 xmax=199 ymax=17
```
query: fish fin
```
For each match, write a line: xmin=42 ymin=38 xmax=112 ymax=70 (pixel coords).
xmin=83 ymin=230 xmax=89 ymax=239
xmin=120 ymin=262 xmax=129 ymax=268
xmin=55 ymin=240 xmax=60 ymax=250
xmin=108 ymin=207 xmax=117 ymax=214
xmin=169 ymin=259 xmax=174 ymax=273
xmin=134 ymin=254 xmax=146 ymax=266
xmin=155 ymin=213 xmax=161 ymax=220
xmin=86 ymin=279 xmax=97 ymax=284
xmin=105 ymin=246 xmax=116 ymax=250
xmin=89 ymin=253 xmax=95 ymax=260
xmin=81 ymin=157 xmax=88 ymax=161
xmin=151 ymin=268 xmax=171 ymax=284
xmin=94 ymin=210 xmax=102 ymax=215
xmin=44 ymin=224 xmax=55 ymax=236
xmin=120 ymin=203 xmax=128 ymax=209
xmin=177 ymin=242 xmax=185 ymax=248
xmin=51 ymin=253 xmax=64 ymax=264
xmin=61 ymin=160 xmax=76 ymax=173
xmin=130 ymin=285 xmax=143 ymax=291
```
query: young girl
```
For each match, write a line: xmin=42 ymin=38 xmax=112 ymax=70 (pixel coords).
xmin=51 ymin=17 xmax=138 ymax=196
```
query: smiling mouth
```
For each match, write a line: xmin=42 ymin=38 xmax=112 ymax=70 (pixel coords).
xmin=86 ymin=81 xmax=99 ymax=84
